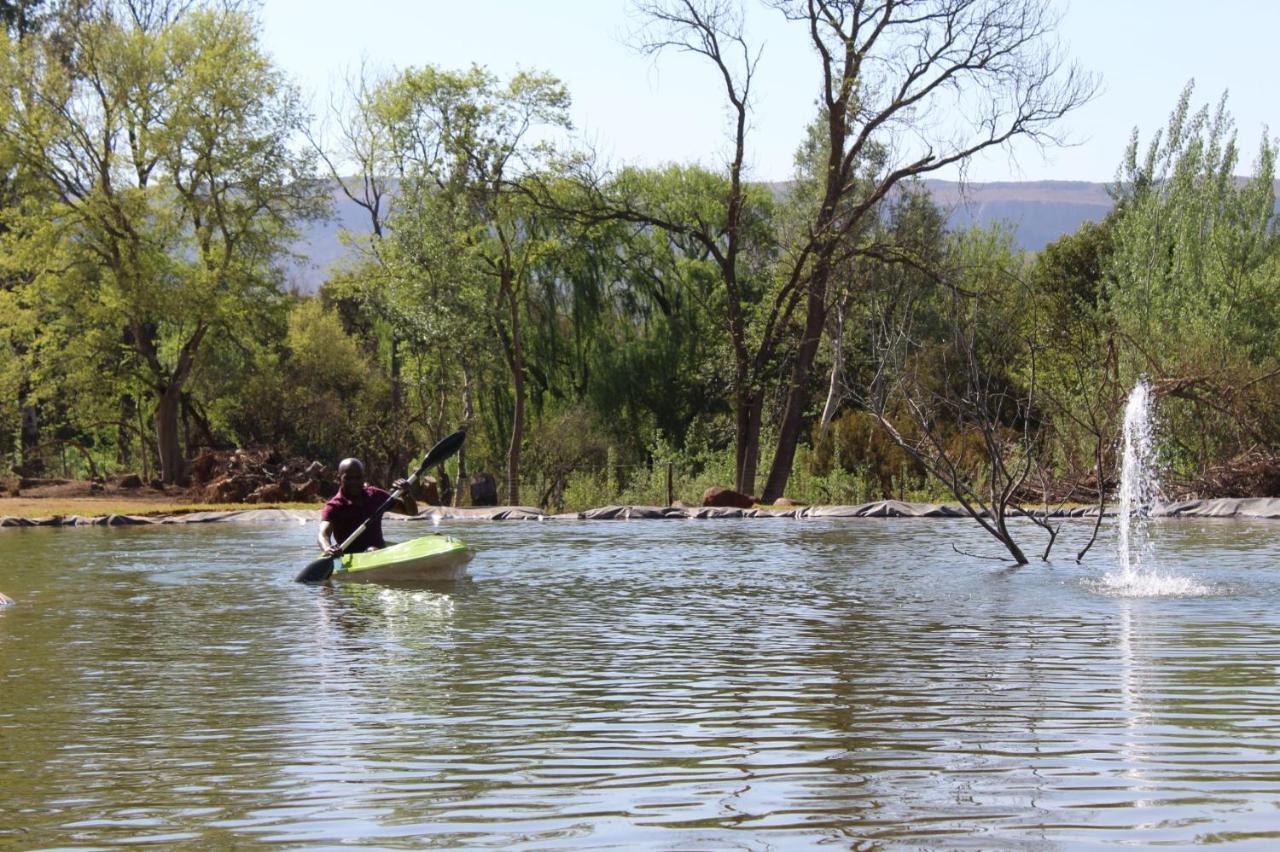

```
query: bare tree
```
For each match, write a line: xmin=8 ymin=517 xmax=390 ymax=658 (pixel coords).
xmin=590 ymin=0 xmax=1093 ymax=500
xmin=862 ymin=243 xmax=1061 ymax=565
xmin=621 ymin=0 xmax=782 ymax=496
xmin=760 ymin=0 xmax=1097 ymax=502
xmin=308 ymin=64 xmax=404 ymax=246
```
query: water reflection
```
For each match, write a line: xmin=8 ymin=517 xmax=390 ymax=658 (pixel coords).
xmin=2 ymin=518 xmax=1280 ymax=846
xmin=314 ymin=582 xmax=460 ymax=639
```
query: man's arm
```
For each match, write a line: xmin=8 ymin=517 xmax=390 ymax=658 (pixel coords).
xmin=317 ymin=520 xmax=337 ymax=555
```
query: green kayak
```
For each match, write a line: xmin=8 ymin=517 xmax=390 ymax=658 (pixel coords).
xmin=333 ymin=534 xmax=475 ymax=583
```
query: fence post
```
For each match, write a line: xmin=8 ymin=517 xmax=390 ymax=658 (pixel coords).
xmin=666 ymin=461 xmax=674 ymax=507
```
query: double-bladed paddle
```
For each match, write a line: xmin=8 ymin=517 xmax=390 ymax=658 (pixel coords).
xmin=295 ymin=429 xmax=466 ymax=583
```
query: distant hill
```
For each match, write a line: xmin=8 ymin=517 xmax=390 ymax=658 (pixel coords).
xmin=280 ymin=179 xmax=1123 ymax=294
xmin=922 ymin=179 xmax=1115 ymax=252
xmin=280 ymin=182 xmax=379 ymax=295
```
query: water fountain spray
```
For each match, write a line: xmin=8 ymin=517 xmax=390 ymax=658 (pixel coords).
xmin=1106 ymin=380 xmax=1205 ymax=596
xmin=1116 ymin=380 xmax=1158 ymax=580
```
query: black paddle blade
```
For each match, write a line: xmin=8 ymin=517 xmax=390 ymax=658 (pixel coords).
xmin=296 ymin=555 xmax=339 ymax=584
xmin=411 ymin=429 xmax=466 ymax=481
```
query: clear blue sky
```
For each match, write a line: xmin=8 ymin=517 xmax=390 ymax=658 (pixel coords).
xmin=260 ymin=0 xmax=1279 ymax=183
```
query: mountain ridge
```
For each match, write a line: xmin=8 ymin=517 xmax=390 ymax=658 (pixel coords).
xmin=280 ymin=178 xmax=1272 ymax=294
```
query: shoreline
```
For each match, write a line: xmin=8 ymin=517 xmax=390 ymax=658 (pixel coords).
xmin=3 ymin=497 xmax=1279 ymax=527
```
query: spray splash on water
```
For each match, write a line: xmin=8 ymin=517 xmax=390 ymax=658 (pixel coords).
xmin=1100 ymin=381 xmax=1208 ymax=597
xmin=1116 ymin=381 xmax=1157 ymax=578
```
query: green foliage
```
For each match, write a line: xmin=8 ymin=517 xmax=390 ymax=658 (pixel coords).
xmin=1028 ymin=216 xmax=1123 ymax=489
xmin=809 ymin=410 xmax=924 ymax=499
xmin=1110 ymin=83 xmax=1279 ymax=370
xmin=561 ymin=435 xmax=741 ymax=511
xmin=1107 ymin=82 xmax=1280 ymax=477
xmin=0 ymin=2 xmax=324 ymax=481
xmin=521 ymin=404 xmax=609 ymax=511
xmin=3 ymin=22 xmax=1280 ymax=514
xmin=227 ymin=299 xmax=391 ymax=463
xmin=328 ymin=61 xmax=576 ymax=500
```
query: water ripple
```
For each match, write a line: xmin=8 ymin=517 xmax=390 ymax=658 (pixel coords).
xmin=3 ymin=518 xmax=1280 ymax=846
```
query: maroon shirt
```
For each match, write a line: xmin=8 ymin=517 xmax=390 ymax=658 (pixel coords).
xmin=320 ymin=485 xmax=390 ymax=552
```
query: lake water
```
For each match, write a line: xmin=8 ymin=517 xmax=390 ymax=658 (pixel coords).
xmin=3 ymin=517 xmax=1280 ymax=848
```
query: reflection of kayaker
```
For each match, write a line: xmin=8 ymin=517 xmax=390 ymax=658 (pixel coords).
xmin=316 ymin=458 xmax=418 ymax=557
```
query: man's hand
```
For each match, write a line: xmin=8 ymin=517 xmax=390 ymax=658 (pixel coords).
xmin=391 ymin=477 xmax=419 ymax=514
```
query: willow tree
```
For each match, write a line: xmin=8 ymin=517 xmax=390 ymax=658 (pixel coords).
xmin=585 ymin=162 xmax=781 ymax=494
xmin=521 ymin=172 xmax=737 ymax=465
xmin=0 ymin=2 xmax=322 ymax=483
xmin=573 ymin=0 xmax=784 ymax=497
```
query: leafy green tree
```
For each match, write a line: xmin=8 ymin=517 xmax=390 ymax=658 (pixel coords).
xmin=563 ymin=159 xmax=785 ymax=496
xmin=1030 ymin=216 xmax=1121 ymax=534
xmin=330 ymin=64 xmax=572 ymax=504
xmin=228 ymin=298 xmax=391 ymax=465
xmin=0 ymin=0 xmax=49 ymax=472
xmin=1107 ymin=83 xmax=1280 ymax=476
xmin=0 ymin=3 xmax=324 ymax=482
xmin=527 ymin=179 xmax=733 ymax=473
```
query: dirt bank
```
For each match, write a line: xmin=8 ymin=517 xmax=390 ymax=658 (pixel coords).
xmin=0 ymin=495 xmax=310 ymax=520
xmin=0 ymin=461 xmax=327 ymax=518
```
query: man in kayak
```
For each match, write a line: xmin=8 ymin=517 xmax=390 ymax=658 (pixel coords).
xmin=316 ymin=458 xmax=418 ymax=556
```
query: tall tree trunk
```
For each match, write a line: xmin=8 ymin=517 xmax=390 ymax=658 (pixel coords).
xmin=387 ymin=333 xmax=404 ymax=483
xmin=735 ymin=392 xmax=763 ymax=497
xmin=505 ymin=278 xmax=524 ymax=506
xmin=118 ymin=395 xmax=135 ymax=467
xmin=138 ymin=398 xmax=151 ymax=483
xmin=995 ymin=511 xmax=1029 ymax=565
xmin=733 ymin=387 xmax=754 ymax=495
xmin=181 ymin=394 xmax=216 ymax=452
xmin=18 ymin=402 xmax=39 ymax=474
xmin=454 ymin=361 xmax=474 ymax=508
xmin=134 ymin=320 xmax=206 ymax=486
xmin=154 ymin=385 xmax=185 ymax=486
xmin=818 ymin=299 xmax=847 ymax=438
xmin=507 ymin=366 xmax=524 ymax=506
xmin=762 ymin=270 xmax=829 ymax=502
